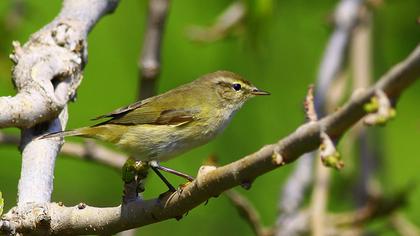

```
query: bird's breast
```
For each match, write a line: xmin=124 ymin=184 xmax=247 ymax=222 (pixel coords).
xmin=116 ymin=110 xmax=236 ymax=162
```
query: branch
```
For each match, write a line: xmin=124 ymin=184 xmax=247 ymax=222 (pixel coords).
xmin=275 ymin=188 xmax=410 ymax=236
xmin=138 ymin=0 xmax=169 ymax=100
xmin=122 ymin=0 xmax=171 ymax=217
xmin=0 ymin=132 xmax=19 ymax=145
xmin=349 ymin=5 xmax=380 ymax=208
xmin=324 ymin=189 xmax=407 ymax=235
xmin=1 ymin=44 xmax=418 ymax=235
xmin=278 ymin=0 xmax=363 ymax=233
xmin=316 ymin=0 xmax=362 ymax=112
xmin=186 ymin=1 xmax=246 ymax=43
xmin=310 ymin=160 xmax=331 ymax=236
xmin=332 ymin=188 xmax=408 ymax=227
xmin=62 ymin=141 xmax=126 ymax=170
xmin=225 ymin=190 xmax=273 ymax=236
xmin=276 ymin=153 xmax=312 ymax=235
xmin=5 ymin=0 xmax=120 ymax=207
xmin=0 ymin=131 xmax=126 ymax=170
xmin=390 ymin=212 xmax=420 ymax=236
xmin=0 ymin=0 xmax=118 ymax=129
xmin=309 ymin=1 xmax=364 ymax=234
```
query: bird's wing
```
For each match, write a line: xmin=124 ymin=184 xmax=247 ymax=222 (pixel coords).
xmin=92 ymin=100 xmax=148 ymax=121
xmin=92 ymin=99 xmax=200 ymax=126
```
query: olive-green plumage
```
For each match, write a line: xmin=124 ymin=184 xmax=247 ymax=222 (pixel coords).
xmin=42 ymin=71 xmax=269 ymax=161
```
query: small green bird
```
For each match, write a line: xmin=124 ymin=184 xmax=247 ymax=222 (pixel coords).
xmin=42 ymin=71 xmax=269 ymax=190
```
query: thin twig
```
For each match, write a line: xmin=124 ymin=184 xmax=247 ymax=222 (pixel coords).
xmin=277 ymin=87 xmax=318 ymax=236
xmin=350 ymin=5 xmax=380 ymax=208
xmin=225 ymin=190 xmax=273 ymax=236
xmin=0 ymin=131 xmax=126 ymax=170
xmin=390 ymin=212 xmax=420 ymax=236
xmin=315 ymin=0 xmax=363 ymax=112
xmin=0 ymin=132 xmax=19 ymax=145
xmin=186 ymin=1 xmax=246 ymax=43
xmin=276 ymin=153 xmax=312 ymax=236
xmin=277 ymin=1 xmax=363 ymax=234
xmin=62 ymin=141 xmax=126 ymax=170
xmin=310 ymin=160 xmax=331 ymax=236
xmin=310 ymin=1 xmax=363 ymax=235
xmin=278 ymin=189 xmax=410 ymax=235
xmin=138 ymin=0 xmax=169 ymax=100
xmin=311 ymin=71 xmax=349 ymax=236
xmin=3 ymin=0 xmax=26 ymax=32
xmin=332 ymin=188 xmax=408 ymax=227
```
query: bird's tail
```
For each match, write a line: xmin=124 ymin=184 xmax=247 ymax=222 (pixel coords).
xmin=37 ymin=127 xmax=91 ymax=140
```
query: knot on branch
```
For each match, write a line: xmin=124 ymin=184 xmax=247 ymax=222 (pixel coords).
xmin=9 ymin=41 xmax=23 ymax=64
xmin=0 ymin=220 xmax=16 ymax=235
xmin=0 ymin=203 xmax=51 ymax=235
xmin=52 ymin=23 xmax=80 ymax=50
xmin=197 ymin=165 xmax=217 ymax=177
xmin=77 ymin=202 xmax=87 ymax=210
xmin=1 ymin=20 xmax=87 ymax=128
xmin=272 ymin=147 xmax=285 ymax=166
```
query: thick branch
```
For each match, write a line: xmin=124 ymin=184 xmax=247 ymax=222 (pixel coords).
xmin=2 ymin=45 xmax=418 ymax=235
xmin=0 ymin=0 xmax=118 ymax=129
xmin=11 ymin=0 xmax=120 ymax=206
xmin=18 ymin=110 xmax=68 ymax=206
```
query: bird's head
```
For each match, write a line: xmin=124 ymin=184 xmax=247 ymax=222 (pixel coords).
xmin=197 ymin=71 xmax=269 ymax=110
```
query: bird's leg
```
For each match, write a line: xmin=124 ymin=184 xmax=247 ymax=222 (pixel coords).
xmin=150 ymin=166 xmax=176 ymax=192
xmin=149 ymin=161 xmax=195 ymax=181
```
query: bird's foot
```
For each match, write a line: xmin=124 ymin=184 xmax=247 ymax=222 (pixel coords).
xmin=122 ymin=158 xmax=149 ymax=183
xmin=121 ymin=159 xmax=150 ymax=204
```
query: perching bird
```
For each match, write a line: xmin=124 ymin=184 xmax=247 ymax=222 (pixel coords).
xmin=41 ymin=71 xmax=269 ymax=190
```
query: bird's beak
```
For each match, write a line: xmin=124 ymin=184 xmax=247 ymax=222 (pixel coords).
xmin=251 ymin=88 xmax=270 ymax=96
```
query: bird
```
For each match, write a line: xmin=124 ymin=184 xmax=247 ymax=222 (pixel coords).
xmin=40 ymin=71 xmax=269 ymax=191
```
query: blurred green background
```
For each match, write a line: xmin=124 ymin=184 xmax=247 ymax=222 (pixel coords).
xmin=0 ymin=0 xmax=419 ymax=235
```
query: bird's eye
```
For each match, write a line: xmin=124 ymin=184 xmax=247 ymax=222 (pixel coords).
xmin=232 ymin=83 xmax=241 ymax=91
